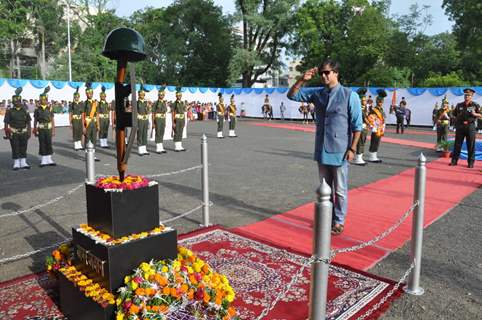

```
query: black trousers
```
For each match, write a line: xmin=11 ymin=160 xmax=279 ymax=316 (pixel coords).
xmin=356 ymin=129 xmax=367 ymax=154
xmin=369 ymin=132 xmax=381 ymax=152
xmin=452 ymin=124 xmax=476 ymax=163
xmin=10 ymin=132 xmax=28 ymax=159
xmin=396 ymin=116 xmax=404 ymax=133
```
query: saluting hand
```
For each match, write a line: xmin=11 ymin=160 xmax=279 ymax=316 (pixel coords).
xmin=302 ymin=67 xmax=318 ymax=82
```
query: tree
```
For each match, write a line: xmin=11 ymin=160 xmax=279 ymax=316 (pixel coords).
xmin=442 ymin=0 xmax=482 ymax=83
xmin=230 ymin=0 xmax=299 ymax=87
xmin=0 ymin=0 xmax=30 ymax=78
xmin=131 ymin=0 xmax=234 ymax=87
xmin=31 ymin=0 xmax=67 ymax=79
xmin=50 ymin=9 xmax=127 ymax=82
xmin=289 ymin=0 xmax=391 ymax=86
xmin=421 ymin=71 xmax=467 ymax=87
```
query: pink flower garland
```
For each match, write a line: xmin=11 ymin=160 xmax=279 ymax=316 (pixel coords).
xmin=95 ymin=175 xmax=150 ymax=190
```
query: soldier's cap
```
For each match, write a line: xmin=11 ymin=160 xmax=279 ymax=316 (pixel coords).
xmin=12 ymin=87 xmax=23 ymax=99
xmin=100 ymin=85 xmax=107 ymax=97
xmin=356 ymin=87 xmax=367 ymax=98
xmin=73 ymin=86 xmax=80 ymax=97
xmin=138 ymin=80 xmax=149 ymax=94
xmin=463 ymin=88 xmax=475 ymax=95
xmin=376 ymin=89 xmax=387 ymax=101
xmin=40 ymin=86 xmax=50 ymax=98
xmin=85 ymin=82 xmax=93 ymax=93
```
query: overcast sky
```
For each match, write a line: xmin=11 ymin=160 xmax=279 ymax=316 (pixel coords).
xmin=110 ymin=0 xmax=453 ymax=36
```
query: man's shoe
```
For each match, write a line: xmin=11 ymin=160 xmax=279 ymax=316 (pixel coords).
xmin=331 ymin=224 xmax=344 ymax=235
xmin=449 ymin=161 xmax=457 ymax=166
xmin=468 ymin=162 xmax=474 ymax=168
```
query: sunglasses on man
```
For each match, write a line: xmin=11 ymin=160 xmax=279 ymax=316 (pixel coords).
xmin=320 ymin=70 xmax=333 ymax=76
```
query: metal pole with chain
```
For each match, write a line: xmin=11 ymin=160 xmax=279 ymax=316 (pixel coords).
xmin=200 ymin=134 xmax=211 ymax=227
xmin=405 ymin=153 xmax=426 ymax=295
xmin=85 ymin=141 xmax=95 ymax=184
xmin=309 ymin=179 xmax=333 ymax=320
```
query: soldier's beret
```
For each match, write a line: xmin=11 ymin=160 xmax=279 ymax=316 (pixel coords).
xmin=463 ymin=88 xmax=475 ymax=95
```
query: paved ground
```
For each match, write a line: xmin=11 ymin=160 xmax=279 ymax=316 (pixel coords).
xmin=0 ymin=118 xmax=480 ymax=319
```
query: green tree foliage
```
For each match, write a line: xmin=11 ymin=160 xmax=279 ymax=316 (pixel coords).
xmin=50 ymin=8 xmax=127 ymax=82
xmin=290 ymin=0 xmax=391 ymax=86
xmin=0 ymin=0 xmax=30 ymax=78
xmin=131 ymin=0 xmax=234 ymax=87
xmin=230 ymin=0 xmax=299 ymax=87
xmin=421 ymin=72 xmax=468 ymax=87
xmin=31 ymin=0 xmax=67 ymax=79
xmin=442 ymin=0 xmax=482 ymax=83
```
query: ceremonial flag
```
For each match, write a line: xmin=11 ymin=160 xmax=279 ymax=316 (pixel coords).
xmin=390 ymin=88 xmax=397 ymax=113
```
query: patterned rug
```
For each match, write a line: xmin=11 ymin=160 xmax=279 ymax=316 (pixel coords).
xmin=0 ymin=226 xmax=402 ymax=319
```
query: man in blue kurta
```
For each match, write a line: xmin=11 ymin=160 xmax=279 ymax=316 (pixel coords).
xmin=287 ymin=59 xmax=362 ymax=235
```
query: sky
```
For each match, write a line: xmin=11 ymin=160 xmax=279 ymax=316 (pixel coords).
xmin=110 ymin=0 xmax=454 ymax=36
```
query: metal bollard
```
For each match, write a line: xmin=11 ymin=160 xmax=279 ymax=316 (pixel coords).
xmin=309 ymin=179 xmax=333 ymax=320
xmin=405 ymin=153 xmax=426 ymax=295
xmin=200 ymin=134 xmax=211 ymax=227
xmin=85 ymin=141 xmax=96 ymax=184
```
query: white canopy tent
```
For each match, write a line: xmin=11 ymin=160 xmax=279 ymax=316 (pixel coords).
xmin=1 ymin=79 xmax=481 ymax=128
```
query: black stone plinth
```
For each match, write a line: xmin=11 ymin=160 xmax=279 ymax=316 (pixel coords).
xmin=86 ymin=183 xmax=159 ymax=238
xmin=72 ymin=227 xmax=178 ymax=291
xmin=59 ymin=272 xmax=115 ymax=320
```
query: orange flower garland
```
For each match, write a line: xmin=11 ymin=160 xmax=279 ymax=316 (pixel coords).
xmin=77 ymin=224 xmax=170 ymax=246
xmin=60 ymin=265 xmax=115 ymax=307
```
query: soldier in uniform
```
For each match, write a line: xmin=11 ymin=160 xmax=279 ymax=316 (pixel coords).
xmin=136 ymin=84 xmax=150 ymax=155
xmin=450 ymin=88 xmax=481 ymax=168
xmin=366 ymin=89 xmax=386 ymax=163
xmin=216 ymin=93 xmax=225 ymax=138
xmin=33 ymin=86 xmax=56 ymax=167
xmin=435 ymin=97 xmax=451 ymax=151
xmin=152 ymin=87 xmax=168 ymax=154
xmin=228 ymin=94 xmax=237 ymax=137
xmin=172 ymin=87 xmax=187 ymax=151
xmin=83 ymin=83 xmax=99 ymax=160
xmin=352 ymin=88 xmax=369 ymax=166
xmin=395 ymin=99 xmax=406 ymax=134
xmin=3 ymin=88 xmax=31 ymax=170
xmin=97 ymin=86 xmax=110 ymax=148
xmin=69 ymin=86 xmax=84 ymax=151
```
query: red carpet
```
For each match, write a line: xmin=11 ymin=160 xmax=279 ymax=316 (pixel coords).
xmin=252 ymin=122 xmax=435 ymax=149
xmin=236 ymin=158 xmax=482 ymax=271
xmin=0 ymin=227 xmax=402 ymax=320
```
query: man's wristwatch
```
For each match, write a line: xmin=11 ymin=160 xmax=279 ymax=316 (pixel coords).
xmin=348 ymin=148 xmax=356 ymax=153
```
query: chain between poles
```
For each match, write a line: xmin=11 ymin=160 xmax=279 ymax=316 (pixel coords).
xmin=0 ymin=201 xmax=212 ymax=265
xmin=0 ymin=165 xmax=203 ymax=219
xmin=255 ymin=200 xmax=420 ymax=320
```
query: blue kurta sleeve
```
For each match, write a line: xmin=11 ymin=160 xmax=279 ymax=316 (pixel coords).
xmin=287 ymin=87 xmax=318 ymax=103
xmin=349 ymin=92 xmax=362 ymax=132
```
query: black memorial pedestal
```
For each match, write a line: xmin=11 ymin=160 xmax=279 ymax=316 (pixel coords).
xmin=59 ymin=181 xmax=178 ymax=320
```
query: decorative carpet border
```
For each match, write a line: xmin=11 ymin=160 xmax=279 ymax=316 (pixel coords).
xmin=179 ymin=225 xmax=403 ymax=320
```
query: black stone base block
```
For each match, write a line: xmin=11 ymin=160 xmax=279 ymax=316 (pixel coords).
xmin=59 ymin=272 xmax=115 ymax=320
xmin=85 ymin=183 xmax=159 ymax=238
xmin=72 ymin=227 xmax=177 ymax=291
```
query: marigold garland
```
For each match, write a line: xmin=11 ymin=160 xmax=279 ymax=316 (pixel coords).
xmin=59 ymin=265 xmax=115 ymax=307
xmin=95 ymin=175 xmax=151 ymax=191
xmin=115 ymin=246 xmax=239 ymax=320
xmin=46 ymin=244 xmax=238 ymax=318
xmin=78 ymin=224 xmax=170 ymax=246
